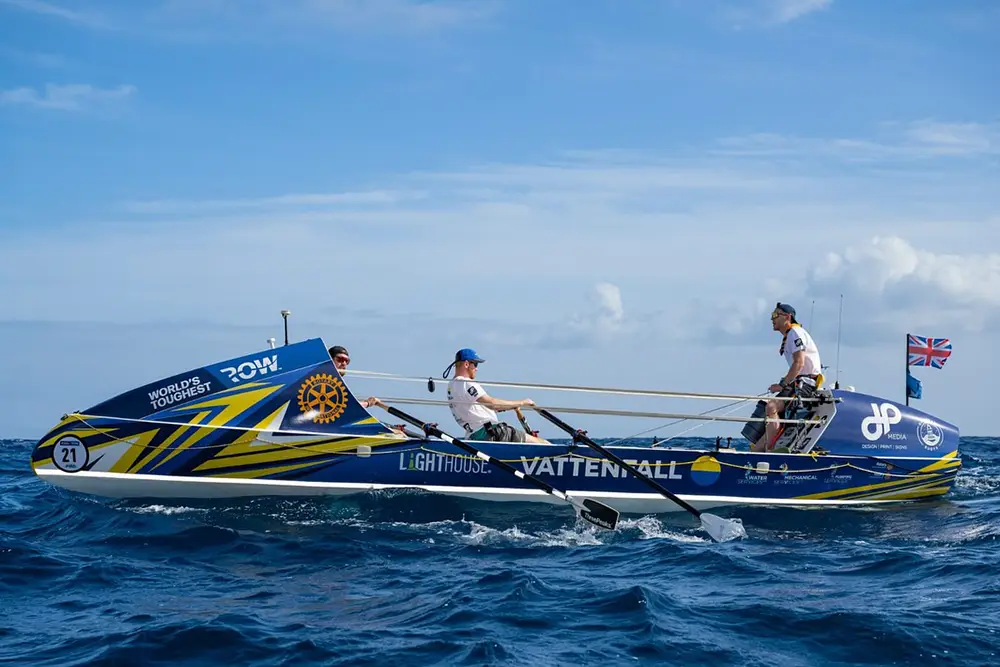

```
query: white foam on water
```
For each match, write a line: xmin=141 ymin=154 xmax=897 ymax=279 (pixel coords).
xmin=616 ymin=515 xmax=708 ymax=543
xmin=955 ymin=467 xmax=1000 ymax=496
xmin=127 ymin=504 xmax=208 ymax=516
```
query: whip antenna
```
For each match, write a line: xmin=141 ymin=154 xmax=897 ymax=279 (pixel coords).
xmin=280 ymin=310 xmax=291 ymax=346
xmin=835 ymin=294 xmax=843 ymax=388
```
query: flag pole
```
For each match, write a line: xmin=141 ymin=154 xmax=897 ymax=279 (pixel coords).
xmin=904 ymin=332 xmax=909 ymax=407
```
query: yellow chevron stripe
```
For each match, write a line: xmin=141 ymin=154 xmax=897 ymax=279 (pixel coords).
xmin=916 ymin=451 xmax=961 ymax=473
xmin=209 ymin=458 xmax=333 ymax=479
xmin=107 ymin=428 xmax=162 ymax=473
xmin=875 ymin=485 xmax=952 ymax=501
xmin=128 ymin=412 xmax=210 ymax=472
xmin=848 ymin=475 xmax=949 ymax=499
xmin=796 ymin=469 xmax=956 ymax=500
xmin=194 ymin=435 xmax=387 ymax=472
xmin=152 ymin=385 xmax=284 ymax=471
xmin=207 ymin=403 xmax=291 ymax=462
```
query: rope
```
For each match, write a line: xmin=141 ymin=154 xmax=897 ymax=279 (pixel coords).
xmin=600 ymin=396 xmax=762 ymax=448
xmin=61 ymin=413 xmax=412 ymax=457
xmin=57 ymin=415 xmax=956 ymax=482
xmin=375 ymin=396 xmax=821 ymax=425
xmin=346 ymin=369 xmax=823 ymax=403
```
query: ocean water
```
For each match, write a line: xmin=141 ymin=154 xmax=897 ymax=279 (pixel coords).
xmin=2 ymin=436 xmax=998 ymax=667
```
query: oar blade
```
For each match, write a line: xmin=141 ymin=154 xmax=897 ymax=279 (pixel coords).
xmin=578 ymin=498 xmax=620 ymax=531
xmin=700 ymin=513 xmax=747 ymax=542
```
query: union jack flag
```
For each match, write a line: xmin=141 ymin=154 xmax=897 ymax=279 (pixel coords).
xmin=907 ymin=334 xmax=952 ymax=369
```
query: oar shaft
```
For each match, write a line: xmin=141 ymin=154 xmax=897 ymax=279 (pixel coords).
xmin=536 ymin=408 xmax=704 ymax=518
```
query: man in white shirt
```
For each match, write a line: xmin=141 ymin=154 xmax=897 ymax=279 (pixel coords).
xmin=445 ymin=348 xmax=548 ymax=444
xmin=751 ymin=303 xmax=824 ymax=452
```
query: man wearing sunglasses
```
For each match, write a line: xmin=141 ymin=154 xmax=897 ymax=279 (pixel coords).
xmin=444 ymin=348 xmax=548 ymax=444
xmin=751 ymin=303 xmax=824 ymax=452
xmin=328 ymin=345 xmax=383 ymax=410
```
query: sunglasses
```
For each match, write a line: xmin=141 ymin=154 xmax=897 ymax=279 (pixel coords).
xmin=334 ymin=355 xmax=351 ymax=365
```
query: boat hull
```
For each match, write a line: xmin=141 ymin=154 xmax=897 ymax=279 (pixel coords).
xmin=31 ymin=424 xmax=961 ymax=514
xmin=27 ymin=337 xmax=963 ymax=516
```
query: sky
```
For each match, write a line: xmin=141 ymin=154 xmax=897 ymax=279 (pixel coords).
xmin=1 ymin=0 xmax=998 ymax=440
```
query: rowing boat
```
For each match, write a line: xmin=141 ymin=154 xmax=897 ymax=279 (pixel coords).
xmin=29 ymin=336 xmax=961 ymax=542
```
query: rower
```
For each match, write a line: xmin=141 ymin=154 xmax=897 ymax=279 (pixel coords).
xmin=328 ymin=345 xmax=383 ymax=410
xmin=752 ymin=303 xmax=824 ymax=452
xmin=443 ymin=348 xmax=549 ymax=443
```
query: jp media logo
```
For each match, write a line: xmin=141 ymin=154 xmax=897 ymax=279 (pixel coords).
xmin=861 ymin=402 xmax=903 ymax=441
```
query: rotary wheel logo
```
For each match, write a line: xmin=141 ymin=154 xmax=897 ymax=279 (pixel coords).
xmin=297 ymin=373 xmax=348 ymax=424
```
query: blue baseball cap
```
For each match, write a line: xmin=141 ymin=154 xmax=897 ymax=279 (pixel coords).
xmin=455 ymin=348 xmax=486 ymax=363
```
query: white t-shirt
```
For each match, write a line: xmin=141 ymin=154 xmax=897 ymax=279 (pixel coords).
xmin=782 ymin=325 xmax=822 ymax=376
xmin=448 ymin=375 xmax=498 ymax=436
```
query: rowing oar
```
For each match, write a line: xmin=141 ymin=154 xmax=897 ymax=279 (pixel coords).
xmin=514 ymin=407 xmax=539 ymax=437
xmin=534 ymin=408 xmax=747 ymax=543
xmin=381 ymin=405 xmax=621 ymax=531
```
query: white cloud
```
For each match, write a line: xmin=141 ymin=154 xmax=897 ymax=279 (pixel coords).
xmin=768 ymin=0 xmax=832 ymax=24
xmin=698 ymin=236 xmax=1000 ymax=346
xmin=715 ymin=120 xmax=1000 ymax=161
xmin=291 ymin=0 xmax=498 ymax=32
xmin=118 ymin=190 xmax=427 ymax=215
xmin=2 ymin=120 xmax=997 ymax=436
xmin=713 ymin=0 xmax=833 ymax=28
xmin=6 ymin=0 xmax=498 ymax=38
xmin=540 ymin=283 xmax=629 ymax=349
xmin=902 ymin=120 xmax=1000 ymax=156
xmin=3 ymin=121 xmax=996 ymax=351
xmin=0 ymin=83 xmax=136 ymax=112
xmin=0 ymin=0 xmax=107 ymax=28
xmin=0 ymin=46 xmax=71 ymax=69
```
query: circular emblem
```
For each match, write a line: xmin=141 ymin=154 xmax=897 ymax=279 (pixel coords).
xmin=297 ymin=373 xmax=348 ymax=424
xmin=52 ymin=435 xmax=88 ymax=473
xmin=916 ymin=420 xmax=944 ymax=450
xmin=690 ymin=455 xmax=721 ymax=487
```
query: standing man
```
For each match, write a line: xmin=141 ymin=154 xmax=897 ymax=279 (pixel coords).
xmin=444 ymin=348 xmax=548 ymax=443
xmin=752 ymin=303 xmax=823 ymax=452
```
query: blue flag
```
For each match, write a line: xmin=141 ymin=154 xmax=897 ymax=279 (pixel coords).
xmin=906 ymin=370 xmax=922 ymax=400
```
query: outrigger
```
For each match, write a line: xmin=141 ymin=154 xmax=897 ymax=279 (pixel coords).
xmin=30 ymin=333 xmax=961 ymax=543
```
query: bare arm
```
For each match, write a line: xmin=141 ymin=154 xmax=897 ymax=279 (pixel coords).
xmin=783 ymin=351 xmax=805 ymax=385
xmin=769 ymin=351 xmax=806 ymax=392
xmin=477 ymin=395 xmax=535 ymax=412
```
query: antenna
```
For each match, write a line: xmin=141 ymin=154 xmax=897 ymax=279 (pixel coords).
xmin=267 ymin=337 xmax=276 ymax=350
xmin=280 ymin=310 xmax=291 ymax=346
xmin=809 ymin=299 xmax=815 ymax=329
xmin=834 ymin=294 xmax=843 ymax=388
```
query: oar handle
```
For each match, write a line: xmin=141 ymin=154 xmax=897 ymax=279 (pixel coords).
xmin=514 ymin=408 xmax=538 ymax=436
xmin=534 ymin=408 xmax=704 ymax=518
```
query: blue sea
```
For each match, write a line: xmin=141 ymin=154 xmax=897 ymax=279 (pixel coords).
xmin=2 ymin=436 xmax=998 ymax=666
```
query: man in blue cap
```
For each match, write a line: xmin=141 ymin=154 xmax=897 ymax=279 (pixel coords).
xmin=444 ymin=348 xmax=548 ymax=443
xmin=751 ymin=302 xmax=823 ymax=451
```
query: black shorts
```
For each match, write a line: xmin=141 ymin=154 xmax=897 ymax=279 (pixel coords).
xmin=471 ymin=422 xmax=527 ymax=443
xmin=776 ymin=378 xmax=817 ymax=415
